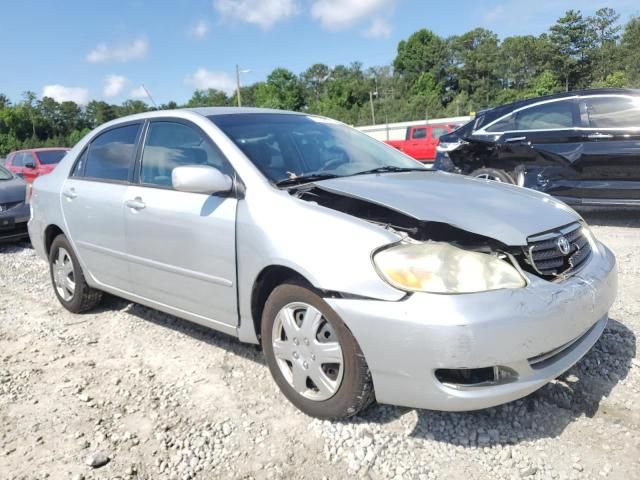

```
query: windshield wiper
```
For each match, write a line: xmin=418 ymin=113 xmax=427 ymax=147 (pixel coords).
xmin=275 ymin=173 xmax=340 ymax=187
xmin=350 ymin=166 xmax=428 ymax=176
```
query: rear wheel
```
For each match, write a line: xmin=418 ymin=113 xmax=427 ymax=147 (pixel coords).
xmin=262 ymin=284 xmax=375 ymax=419
xmin=471 ymin=167 xmax=514 ymax=184
xmin=49 ymin=234 xmax=102 ymax=313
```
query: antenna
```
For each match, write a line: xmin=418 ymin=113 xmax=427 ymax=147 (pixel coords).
xmin=141 ymin=84 xmax=158 ymax=108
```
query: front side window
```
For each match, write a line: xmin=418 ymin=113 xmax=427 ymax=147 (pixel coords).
xmin=430 ymin=127 xmax=449 ymax=138
xmin=209 ymin=114 xmax=421 ymax=183
xmin=140 ymin=121 xmax=231 ymax=187
xmin=12 ymin=152 xmax=27 ymax=167
xmin=515 ymin=100 xmax=575 ymax=130
xmin=485 ymin=114 xmax=516 ymax=132
xmin=583 ymin=96 xmax=640 ymax=128
xmin=412 ymin=128 xmax=427 ymax=139
xmin=84 ymin=124 xmax=141 ymax=181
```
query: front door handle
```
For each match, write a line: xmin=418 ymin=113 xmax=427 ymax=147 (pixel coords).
xmin=125 ymin=197 xmax=146 ymax=210
xmin=504 ymin=136 xmax=528 ymax=143
xmin=62 ymin=188 xmax=78 ymax=200
xmin=587 ymin=132 xmax=614 ymax=140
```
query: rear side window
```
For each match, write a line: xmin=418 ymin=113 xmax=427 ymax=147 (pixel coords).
xmin=515 ymin=100 xmax=575 ymax=130
xmin=11 ymin=152 xmax=27 ymax=167
xmin=37 ymin=150 xmax=67 ymax=165
xmin=140 ymin=121 xmax=231 ymax=187
xmin=84 ymin=124 xmax=141 ymax=182
xmin=412 ymin=128 xmax=427 ymax=139
xmin=583 ymin=96 xmax=640 ymax=128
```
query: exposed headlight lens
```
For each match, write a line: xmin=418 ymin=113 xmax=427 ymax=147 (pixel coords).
xmin=436 ymin=142 xmax=461 ymax=153
xmin=373 ymin=242 xmax=526 ymax=294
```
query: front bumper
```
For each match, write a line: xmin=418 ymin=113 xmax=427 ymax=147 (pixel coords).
xmin=326 ymin=241 xmax=617 ymax=411
xmin=0 ymin=203 xmax=30 ymax=242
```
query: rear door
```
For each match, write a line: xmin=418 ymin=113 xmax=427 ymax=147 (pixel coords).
xmin=124 ymin=119 xmax=239 ymax=331
xmin=61 ymin=122 xmax=142 ymax=290
xmin=577 ymin=94 xmax=640 ymax=204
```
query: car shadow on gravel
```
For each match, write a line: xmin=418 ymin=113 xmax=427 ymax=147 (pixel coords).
xmin=110 ymin=295 xmax=265 ymax=365
xmin=350 ymin=318 xmax=635 ymax=446
xmin=578 ymin=208 xmax=640 ymax=228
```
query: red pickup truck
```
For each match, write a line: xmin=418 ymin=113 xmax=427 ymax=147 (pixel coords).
xmin=385 ymin=124 xmax=457 ymax=162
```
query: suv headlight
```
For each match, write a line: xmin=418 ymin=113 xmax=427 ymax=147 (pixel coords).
xmin=436 ymin=141 xmax=461 ymax=153
xmin=373 ymin=242 xmax=526 ymax=294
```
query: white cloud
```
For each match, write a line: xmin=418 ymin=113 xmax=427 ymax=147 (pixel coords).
xmin=213 ymin=0 xmax=297 ymax=29
xmin=190 ymin=19 xmax=210 ymax=39
xmin=184 ymin=68 xmax=236 ymax=94
xmin=311 ymin=0 xmax=390 ymax=30
xmin=103 ymin=74 xmax=128 ymax=98
xmin=87 ymin=38 xmax=149 ymax=63
xmin=42 ymin=85 xmax=90 ymax=105
xmin=363 ymin=17 xmax=391 ymax=38
xmin=130 ymin=86 xmax=148 ymax=98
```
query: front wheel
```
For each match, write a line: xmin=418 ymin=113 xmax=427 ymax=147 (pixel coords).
xmin=262 ymin=284 xmax=375 ymax=419
xmin=471 ymin=167 xmax=514 ymax=184
xmin=49 ymin=234 xmax=102 ymax=313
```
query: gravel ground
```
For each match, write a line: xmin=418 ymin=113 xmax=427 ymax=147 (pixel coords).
xmin=0 ymin=209 xmax=639 ymax=480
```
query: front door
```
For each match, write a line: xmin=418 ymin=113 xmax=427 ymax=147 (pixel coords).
xmin=61 ymin=122 xmax=142 ymax=291
xmin=124 ymin=120 xmax=238 ymax=329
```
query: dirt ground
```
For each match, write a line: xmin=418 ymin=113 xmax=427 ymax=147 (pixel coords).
xmin=0 ymin=209 xmax=638 ymax=480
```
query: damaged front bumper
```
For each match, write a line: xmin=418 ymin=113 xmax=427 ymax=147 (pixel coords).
xmin=325 ymin=241 xmax=617 ymax=411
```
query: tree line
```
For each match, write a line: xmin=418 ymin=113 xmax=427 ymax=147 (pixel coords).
xmin=1 ymin=8 xmax=640 ymax=156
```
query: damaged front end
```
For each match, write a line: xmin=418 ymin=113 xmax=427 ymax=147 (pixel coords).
xmin=290 ymin=181 xmax=594 ymax=293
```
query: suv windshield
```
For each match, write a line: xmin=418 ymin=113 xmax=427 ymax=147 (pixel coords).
xmin=209 ymin=113 xmax=424 ymax=184
xmin=0 ymin=165 xmax=13 ymax=180
xmin=37 ymin=150 xmax=68 ymax=165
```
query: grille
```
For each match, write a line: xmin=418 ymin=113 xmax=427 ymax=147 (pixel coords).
xmin=522 ymin=223 xmax=592 ymax=278
xmin=0 ymin=201 xmax=22 ymax=212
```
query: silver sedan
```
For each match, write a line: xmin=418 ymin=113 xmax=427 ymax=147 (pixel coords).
xmin=28 ymin=108 xmax=617 ymax=418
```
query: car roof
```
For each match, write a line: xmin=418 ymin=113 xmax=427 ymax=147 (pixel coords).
xmin=477 ymin=88 xmax=640 ymax=122
xmin=184 ymin=106 xmax=305 ymax=117
xmin=10 ymin=147 xmax=69 ymax=154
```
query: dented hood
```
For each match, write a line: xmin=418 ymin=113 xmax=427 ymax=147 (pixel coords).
xmin=315 ymin=171 xmax=580 ymax=246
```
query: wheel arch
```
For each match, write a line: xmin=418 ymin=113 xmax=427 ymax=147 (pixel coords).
xmin=44 ymin=224 xmax=66 ymax=256
xmin=250 ymin=265 xmax=315 ymax=343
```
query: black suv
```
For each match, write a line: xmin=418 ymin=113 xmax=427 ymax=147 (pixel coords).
xmin=433 ymin=88 xmax=640 ymax=206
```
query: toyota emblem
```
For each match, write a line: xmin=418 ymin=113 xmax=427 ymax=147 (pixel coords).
xmin=556 ymin=236 xmax=571 ymax=255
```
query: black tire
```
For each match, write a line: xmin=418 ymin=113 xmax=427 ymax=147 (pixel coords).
xmin=261 ymin=284 xmax=375 ymax=419
xmin=49 ymin=234 xmax=102 ymax=313
xmin=471 ymin=167 xmax=515 ymax=184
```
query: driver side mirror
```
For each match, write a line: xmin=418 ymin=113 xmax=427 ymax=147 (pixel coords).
xmin=24 ymin=161 xmax=36 ymax=169
xmin=172 ymin=165 xmax=233 ymax=195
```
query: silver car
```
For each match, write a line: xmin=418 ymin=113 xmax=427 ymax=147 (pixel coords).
xmin=28 ymin=108 xmax=617 ymax=419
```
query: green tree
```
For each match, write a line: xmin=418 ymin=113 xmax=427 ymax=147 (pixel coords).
xmin=588 ymin=8 xmax=622 ymax=82
xmin=620 ymin=16 xmax=640 ymax=86
xmin=255 ymin=68 xmax=304 ymax=111
xmin=394 ymin=29 xmax=448 ymax=87
xmin=549 ymin=10 xmax=593 ymax=90
xmin=185 ymin=89 xmax=229 ymax=107
xmin=85 ymin=101 xmax=117 ymax=127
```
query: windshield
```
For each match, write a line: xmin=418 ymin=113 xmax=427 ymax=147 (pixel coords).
xmin=209 ymin=113 xmax=424 ymax=183
xmin=36 ymin=150 xmax=68 ymax=165
xmin=0 ymin=165 xmax=12 ymax=180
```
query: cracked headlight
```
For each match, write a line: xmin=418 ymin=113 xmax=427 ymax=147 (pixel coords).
xmin=373 ymin=242 xmax=526 ymax=294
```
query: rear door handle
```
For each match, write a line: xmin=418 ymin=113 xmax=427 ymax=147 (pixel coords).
xmin=62 ymin=188 xmax=78 ymax=199
xmin=125 ymin=198 xmax=146 ymax=210
xmin=587 ymin=133 xmax=614 ymax=140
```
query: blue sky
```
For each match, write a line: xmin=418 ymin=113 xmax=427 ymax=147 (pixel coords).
xmin=1 ymin=0 xmax=638 ymax=106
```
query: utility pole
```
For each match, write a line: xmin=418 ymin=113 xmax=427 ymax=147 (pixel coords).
xmin=236 ymin=64 xmax=242 ymax=107
xmin=235 ymin=65 xmax=251 ymax=107
xmin=369 ymin=91 xmax=376 ymax=125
